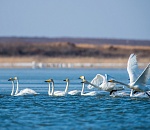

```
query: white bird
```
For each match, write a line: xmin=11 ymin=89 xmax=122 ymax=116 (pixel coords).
xmin=8 ymin=77 xmax=38 ymax=96
xmin=129 ymin=89 xmax=148 ymax=98
xmin=79 ymin=76 xmax=98 ymax=96
xmin=63 ymin=78 xmax=80 ymax=95
xmin=8 ymin=78 xmax=15 ymax=96
xmin=127 ymin=53 xmax=139 ymax=83
xmin=84 ymin=74 xmax=124 ymax=95
xmin=45 ymin=79 xmax=68 ymax=96
xmin=109 ymin=54 xmax=150 ymax=97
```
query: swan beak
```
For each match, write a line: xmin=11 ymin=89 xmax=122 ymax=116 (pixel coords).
xmin=45 ymin=79 xmax=52 ymax=83
xmin=108 ymin=80 xmax=113 ymax=82
xmin=81 ymin=79 xmax=86 ymax=83
xmin=8 ymin=78 xmax=14 ymax=81
xmin=63 ymin=78 xmax=69 ymax=82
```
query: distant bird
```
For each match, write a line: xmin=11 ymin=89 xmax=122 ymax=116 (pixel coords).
xmin=45 ymin=79 xmax=68 ymax=96
xmin=8 ymin=77 xmax=38 ymax=96
xmin=63 ymin=78 xmax=80 ymax=95
xmin=108 ymin=54 xmax=150 ymax=97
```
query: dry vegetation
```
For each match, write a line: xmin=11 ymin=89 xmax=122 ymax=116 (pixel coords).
xmin=0 ymin=37 xmax=149 ymax=63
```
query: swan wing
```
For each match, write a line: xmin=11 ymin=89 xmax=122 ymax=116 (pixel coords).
xmin=134 ymin=63 xmax=150 ymax=86
xmin=54 ymin=91 xmax=64 ymax=94
xmin=54 ymin=91 xmax=65 ymax=96
xmin=68 ymin=90 xmax=81 ymax=95
xmin=127 ymin=53 xmax=139 ymax=83
xmin=87 ymin=74 xmax=104 ymax=89
xmin=16 ymin=88 xmax=38 ymax=96
xmin=82 ymin=91 xmax=97 ymax=96
xmin=104 ymin=74 xmax=116 ymax=90
xmin=131 ymin=92 xmax=148 ymax=98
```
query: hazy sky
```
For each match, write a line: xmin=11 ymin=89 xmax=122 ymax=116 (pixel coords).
xmin=0 ymin=0 xmax=150 ymax=40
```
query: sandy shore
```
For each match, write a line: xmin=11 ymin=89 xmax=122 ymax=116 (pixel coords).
xmin=0 ymin=56 xmax=149 ymax=63
xmin=0 ymin=56 xmax=149 ymax=68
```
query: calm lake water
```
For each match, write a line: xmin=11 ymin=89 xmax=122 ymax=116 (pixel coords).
xmin=0 ymin=68 xmax=150 ymax=130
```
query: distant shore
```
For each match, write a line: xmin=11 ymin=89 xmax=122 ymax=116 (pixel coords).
xmin=0 ymin=37 xmax=149 ymax=68
xmin=0 ymin=56 xmax=149 ymax=68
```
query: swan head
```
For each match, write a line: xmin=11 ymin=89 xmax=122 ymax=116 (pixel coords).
xmin=81 ymin=78 xmax=88 ymax=84
xmin=45 ymin=79 xmax=53 ymax=83
xmin=79 ymin=76 xmax=85 ymax=80
xmin=63 ymin=78 xmax=69 ymax=82
xmin=108 ymin=79 xmax=116 ymax=83
xmin=13 ymin=77 xmax=18 ymax=80
xmin=8 ymin=77 xmax=15 ymax=81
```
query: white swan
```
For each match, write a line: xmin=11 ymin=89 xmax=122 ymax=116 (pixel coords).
xmin=8 ymin=77 xmax=15 ymax=96
xmin=63 ymin=78 xmax=81 ymax=95
xmin=45 ymin=79 xmax=68 ymax=96
xmin=86 ymin=74 xmax=124 ymax=95
xmin=79 ymin=76 xmax=97 ymax=96
xmin=8 ymin=77 xmax=38 ymax=96
xmin=127 ymin=54 xmax=150 ymax=97
xmin=108 ymin=54 xmax=150 ymax=97
xmin=129 ymin=89 xmax=149 ymax=98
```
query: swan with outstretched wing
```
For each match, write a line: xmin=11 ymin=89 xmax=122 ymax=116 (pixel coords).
xmin=86 ymin=74 xmax=124 ymax=95
xmin=109 ymin=54 xmax=150 ymax=97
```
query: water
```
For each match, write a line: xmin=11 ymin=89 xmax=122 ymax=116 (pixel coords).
xmin=0 ymin=68 xmax=150 ymax=130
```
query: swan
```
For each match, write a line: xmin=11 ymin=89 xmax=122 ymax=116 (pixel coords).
xmin=63 ymin=78 xmax=81 ymax=95
xmin=79 ymin=76 xmax=97 ymax=96
xmin=86 ymin=74 xmax=124 ymax=95
xmin=8 ymin=77 xmax=15 ymax=96
xmin=108 ymin=54 xmax=150 ymax=97
xmin=45 ymin=79 xmax=68 ymax=96
xmin=129 ymin=89 xmax=149 ymax=98
xmin=8 ymin=77 xmax=38 ymax=96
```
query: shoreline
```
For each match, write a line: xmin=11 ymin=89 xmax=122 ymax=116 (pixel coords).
xmin=0 ymin=56 xmax=149 ymax=68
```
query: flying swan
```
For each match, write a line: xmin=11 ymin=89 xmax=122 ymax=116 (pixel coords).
xmin=8 ymin=77 xmax=38 ymax=96
xmin=108 ymin=54 xmax=150 ymax=97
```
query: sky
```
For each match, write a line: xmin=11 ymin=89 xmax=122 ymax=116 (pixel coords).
xmin=0 ymin=0 xmax=150 ymax=40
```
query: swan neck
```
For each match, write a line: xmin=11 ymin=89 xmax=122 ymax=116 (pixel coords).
xmin=88 ymin=81 xmax=100 ymax=89
xmin=11 ymin=81 xmax=15 ymax=96
xmin=64 ymin=81 xmax=69 ymax=94
xmin=48 ymin=83 xmax=51 ymax=95
xmin=15 ymin=79 xmax=19 ymax=95
xmin=115 ymin=81 xmax=130 ymax=88
xmin=81 ymin=82 xmax=85 ymax=94
xmin=51 ymin=81 xmax=54 ymax=95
